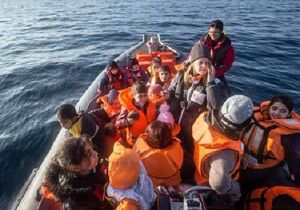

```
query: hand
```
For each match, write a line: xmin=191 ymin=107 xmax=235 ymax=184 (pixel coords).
xmin=161 ymin=90 xmax=169 ymax=100
xmin=127 ymin=110 xmax=140 ymax=121
xmin=207 ymin=65 xmax=215 ymax=83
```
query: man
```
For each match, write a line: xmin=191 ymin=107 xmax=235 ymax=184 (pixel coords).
xmin=189 ymin=19 xmax=235 ymax=91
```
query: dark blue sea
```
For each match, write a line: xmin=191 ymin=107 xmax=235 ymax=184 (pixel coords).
xmin=1 ymin=0 xmax=300 ymax=209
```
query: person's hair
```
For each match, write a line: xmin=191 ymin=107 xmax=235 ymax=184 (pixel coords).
xmin=159 ymin=65 xmax=170 ymax=73
xmin=210 ymin=19 xmax=224 ymax=32
xmin=146 ymin=121 xmax=172 ymax=149
xmin=132 ymin=81 xmax=148 ymax=95
xmin=152 ymin=57 xmax=161 ymax=65
xmin=183 ymin=66 xmax=207 ymax=86
xmin=55 ymin=136 xmax=89 ymax=169
xmin=107 ymin=60 xmax=119 ymax=70
xmin=270 ymin=95 xmax=294 ymax=113
xmin=57 ymin=104 xmax=77 ymax=120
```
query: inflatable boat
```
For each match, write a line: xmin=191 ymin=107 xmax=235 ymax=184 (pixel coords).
xmin=10 ymin=34 xmax=186 ymax=210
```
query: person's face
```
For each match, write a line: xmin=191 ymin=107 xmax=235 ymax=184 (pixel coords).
xmin=193 ymin=57 xmax=211 ymax=75
xmin=208 ymin=27 xmax=221 ymax=41
xmin=134 ymin=92 xmax=148 ymax=106
xmin=110 ymin=67 xmax=119 ymax=75
xmin=153 ymin=62 xmax=161 ymax=70
xmin=268 ymin=102 xmax=290 ymax=120
xmin=159 ymin=71 xmax=170 ymax=82
xmin=57 ymin=116 xmax=74 ymax=129
xmin=132 ymin=64 xmax=140 ymax=71
xmin=71 ymin=141 xmax=99 ymax=173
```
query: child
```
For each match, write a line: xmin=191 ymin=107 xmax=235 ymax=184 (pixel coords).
xmin=42 ymin=136 xmax=110 ymax=210
xmin=106 ymin=141 xmax=155 ymax=210
xmin=96 ymin=89 xmax=121 ymax=123
xmin=147 ymin=57 xmax=162 ymax=78
xmin=126 ymin=57 xmax=149 ymax=85
xmin=115 ymin=81 xmax=156 ymax=147
xmin=98 ymin=60 xmax=127 ymax=96
xmin=56 ymin=104 xmax=114 ymax=158
xmin=148 ymin=84 xmax=166 ymax=107
xmin=134 ymin=121 xmax=195 ymax=186
xmin=157 ymin=103 xmax=181 ymax=137
xmin=150 ymin=65 xmax=172 ymax=90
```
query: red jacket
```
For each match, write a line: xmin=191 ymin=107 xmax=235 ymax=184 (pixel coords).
xmin=202 ymin=34 xmax=235 ymax=77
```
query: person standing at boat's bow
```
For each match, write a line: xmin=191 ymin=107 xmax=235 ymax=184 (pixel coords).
xmin=188 ymin=19 xmax=235 ymax=93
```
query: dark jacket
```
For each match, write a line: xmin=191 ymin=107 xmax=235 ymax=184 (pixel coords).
xmin=97 ymin=70 xmax=127 ymax=96
xmin=167 ymin=70 xmax=228 ymax=153
xmin=168 ymin=70 xmax=228 ymax=122
xmin=44 ymin=162 xmax=109 ymax=210
xmin=201 ymin=34 xmax=235 ymax=77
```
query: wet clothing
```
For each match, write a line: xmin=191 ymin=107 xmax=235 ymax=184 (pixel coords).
xmin=97 ymin=70 xmax=127 ymax=96
xmin=192 ymin=111 xmax=242 ymax=194
xmin=168 ymin=70 xmax=228 ymax=153
xmin=43 ymin=162 xmax=109 ymax=210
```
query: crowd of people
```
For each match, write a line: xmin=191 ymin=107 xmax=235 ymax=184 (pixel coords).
xmin=41 ymin=19 xmax=300 ymax=210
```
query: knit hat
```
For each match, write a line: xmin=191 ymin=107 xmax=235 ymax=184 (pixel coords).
xmin=210 ymin=19 xmax=224 ymax=32
xmin=107 ymin=89 xmax=119 ymax=104
xmin=129 ymin=57 xmax=139 ymax=68
xmin=157 ymin=104 xmax=175 ymax=126
xmin=108 ymin=142 xmax=140 ymax=190
xmin=190 ymin=41 xmax=211 ymax=64
xmin=220 ymin=95 xmax=253 ymax=128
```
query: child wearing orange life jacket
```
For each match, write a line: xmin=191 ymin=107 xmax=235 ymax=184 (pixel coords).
xmin=126 ymin=57 xmax=149 ymax=86
xmin=96 ymin=89 xmax=121 ymax=123
xmin=56 ymin=104 xmax=116 ymax=158
xmin=42 ymin=136 xmax=111 ymax=210
xmin=134 ymin=121 xmax=195 ymax=186
xmin=106 ymin=141 xmax=155 ymax=210
xmin=157 ymin=103 xmax=181 ymax=137
xmin=97 ymin=60 xmax=128 ymax=97
xmin=115 ymin=81 xmax=156 ymax=147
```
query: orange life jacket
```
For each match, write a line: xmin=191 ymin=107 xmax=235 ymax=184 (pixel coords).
xmin=246 ymin=186 xmax=300 ymax=210
xmin=99 ymin=95 xmax=121 ymax=119
xmin=242 ymin=101 xmax=300 ymax=170
xmin=133 ymin=134 xmax=184 ymax=186
xmin=192 ymin=112 xmax=242 ymax=185
xmin=119 ymin=88 xmax=156 ymax=147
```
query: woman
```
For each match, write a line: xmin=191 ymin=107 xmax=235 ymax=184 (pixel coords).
xmin=168 ymin=41 xmax=228 ymax=153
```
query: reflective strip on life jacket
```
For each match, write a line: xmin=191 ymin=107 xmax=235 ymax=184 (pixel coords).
xmin=242 ymin=102 xmax=300 ymax=169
